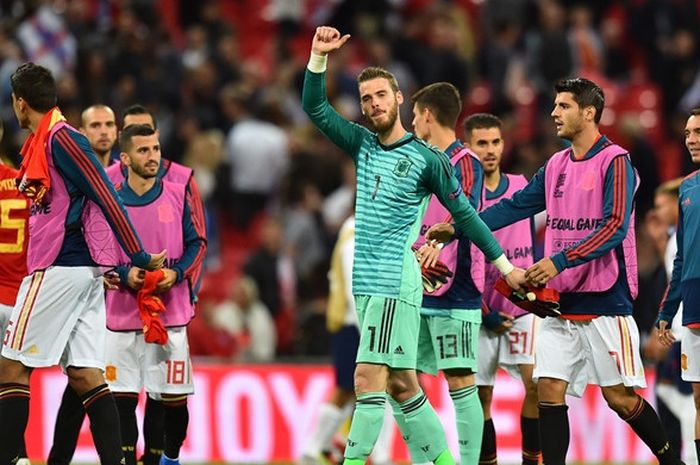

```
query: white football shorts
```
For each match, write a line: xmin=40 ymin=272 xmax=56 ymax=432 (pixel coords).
xmin=2 ymin=266 xmax=106 ymax=370
xmin=104 ymin=326 xmax=194 ymax=395
xmin=533 ymin=315 xmax=646 ymax=398
xmin=476 ymin=313 xmax=538 ymax=386
xmin=0 ymin=303 xmax=13 ymax=338
xmin=680 ymin=327 xmax=700 ymax=382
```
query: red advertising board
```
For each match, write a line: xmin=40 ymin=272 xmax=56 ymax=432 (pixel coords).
xmin=25 ymin=364 xmax=657 ymax=463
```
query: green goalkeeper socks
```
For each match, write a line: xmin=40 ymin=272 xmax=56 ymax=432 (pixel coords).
xmin=450 ymin=385 xmax=483 ymax=465
xmin=398 ymin=390 xmax=454 ymax=464
xmin=389 ymin=396 xmax=428 ymax=463
xmin=343 ymin=392 xmax=387 ymax=463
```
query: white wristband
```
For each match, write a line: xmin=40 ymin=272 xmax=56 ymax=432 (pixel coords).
xmin=307 ymin=52 xmax=328 ymax=73
xmin=492 ymin=254 xmax=515 ymax=276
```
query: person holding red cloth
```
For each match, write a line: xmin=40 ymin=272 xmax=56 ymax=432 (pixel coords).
xmin=103 ymin=124 xmax=205 ymax=465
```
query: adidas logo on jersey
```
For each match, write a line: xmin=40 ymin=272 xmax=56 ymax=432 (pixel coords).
xmin=394 ymin=345 xmax=404 ymax=355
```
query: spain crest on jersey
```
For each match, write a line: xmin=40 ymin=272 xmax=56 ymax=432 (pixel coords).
xmin=393 ymin=158 xmax=412 ymax=177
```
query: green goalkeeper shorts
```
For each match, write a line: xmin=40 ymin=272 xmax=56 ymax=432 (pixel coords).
xmin=416 ymin=309 xmax=481 ymax=375
xmin=354 ymin=295 xmax=420 ymax=369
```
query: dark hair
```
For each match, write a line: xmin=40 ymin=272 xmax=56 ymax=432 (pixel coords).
xmin=411 ymin=82 xmax=462 ymax=128
xmin=122 ymin=104 xmax=157 ymax=129
xmin=554 ymin=77 xmax=605 ymax=124
xmin=691 ymin=108 xmax=700 ymax=117
xmin=10 ymin=63 xmax=57 ymax=112
xmin=357 ymin=67 xmax=399 ymax=92
xmin=463 ymin=113 xmax=502 ymax=135
xmin=119 ymin=124 xmax=156 ymax=151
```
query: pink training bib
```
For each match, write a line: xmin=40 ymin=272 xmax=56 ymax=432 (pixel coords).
xmin=543 ymin=143 xmax=638 ymax=297
xmin=414 ymin=146 xmax=485 ymax=296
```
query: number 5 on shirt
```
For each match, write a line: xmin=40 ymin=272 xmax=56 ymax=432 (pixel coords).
xmin=0 ymin=199 xmax=28 ymax=253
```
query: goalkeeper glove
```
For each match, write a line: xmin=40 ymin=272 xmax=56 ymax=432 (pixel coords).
xmin=494 ymin=277 xmax=561 ymax=318
xmin=421 ymin=259 xmax=453 ymax=294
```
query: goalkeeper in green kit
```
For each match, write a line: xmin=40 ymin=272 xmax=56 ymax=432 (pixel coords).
xmin=302 ymin=26 xmax=527 ymax=465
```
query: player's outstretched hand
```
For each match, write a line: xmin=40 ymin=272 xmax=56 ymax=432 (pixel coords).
xmin=425 ymin=223 xmax=456 ymax=244
xmin=416 ymin=242 xmax=441 ymax=268
xmin=144 ymin=250 xmax=167 ymax=271
xmin=504 ymin=267 xmax=528 ymax=294
xmin=657 ymin=320 xmax=676 ymax=347
xmin=155 ymin=268 xmax=178 ymax=294
xmin=312 ymin=26 xmax=350 ymax=56
xmin=525 ymin=257 xmax=559 ymax=287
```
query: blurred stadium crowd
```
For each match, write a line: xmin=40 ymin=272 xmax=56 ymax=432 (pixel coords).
xmin=0 ymin=0 xmax=698 ymax=362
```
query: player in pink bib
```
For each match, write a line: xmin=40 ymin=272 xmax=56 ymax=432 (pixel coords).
xmin=0 ymin=63 xmax=165 ymax=465
xmin=465 ymin=114 xmax=541 ymax=465
xmin=106 ymin=124 xmax=204 ymax=465
xmin=410 ymin=82 xmax=489 ymax=465
xmin=428 ymin=78 xmax=681 ymax=465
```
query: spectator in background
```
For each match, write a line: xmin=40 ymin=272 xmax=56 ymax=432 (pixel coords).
xmin=525 ymin=0 xmax=573 ymax=113
xmin=223 ymin=85 xmax=290 ymax=229
xmin=79 ymin=104 xmax=118 ymax=168
xmin=283 ymin=182 xmax=327 ymax=300
xmin=658 ymin=29 xmax=698 ymax=115
xmin=184 ymin=127 xmax=223 ymax=182
xmin=211 ymin=276 xmax=277 ymax=362
xmin=183 ymin=129 xmax=224 ymax=268
xmin=480 ymin=18 xmax=522 ymax=115
xmin=568 ymin=4 xmax=604 ymax=74
xmin=187 ymin=300 xmax=238 ymax=359
xmin=394 ymin=8 xmax=470 ymax=95
xmin=619 ymin=115 xmax=660 ymax=218
xmin=322 ymin=159 xmax=356 ymax=235
xmin=243 ymin=217 xmax=296 ymax=354
xmin=16 ymin=4 xmax=77 ymax=80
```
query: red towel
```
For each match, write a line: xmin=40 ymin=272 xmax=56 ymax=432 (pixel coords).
xmin=16 ymin=107 xmax=65 ymax=203
xmin=137 ymin=269 xmax=168 ymax=344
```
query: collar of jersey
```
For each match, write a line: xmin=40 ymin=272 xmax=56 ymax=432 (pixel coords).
xmin=567 ymin=134 xmax=610 ymax=162
xmin=119 ymin=176 xmax=163 ymax=206
xmin=486 ymin=171 xmax=510 ymax=200
xmin=378 ymin=132 xmax=414 ymax=151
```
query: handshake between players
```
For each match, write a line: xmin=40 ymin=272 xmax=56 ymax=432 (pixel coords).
xmin=419 ymin=222 xmax=561 ymax=318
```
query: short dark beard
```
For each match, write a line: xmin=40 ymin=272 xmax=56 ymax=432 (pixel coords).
xmin=131 ymin=164 xmax=158 ymax=179
xmin=484 ymin=166 xmax=499 ymax=176
xmin=369 ymin=101 xmax=399 ymax=135
xmin=560 ymin=114 xmax=584 ymax=141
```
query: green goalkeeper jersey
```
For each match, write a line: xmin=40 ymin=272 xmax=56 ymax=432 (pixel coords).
xmin=303 ymin=70 xmax=503 ymax=306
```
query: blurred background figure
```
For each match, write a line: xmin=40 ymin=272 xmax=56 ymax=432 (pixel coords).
xmin=211 ymin=276 xmax=277 ymax=362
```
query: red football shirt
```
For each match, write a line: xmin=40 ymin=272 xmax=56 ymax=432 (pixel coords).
xmin=0 ymin=164 xmax=28 ymax=305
